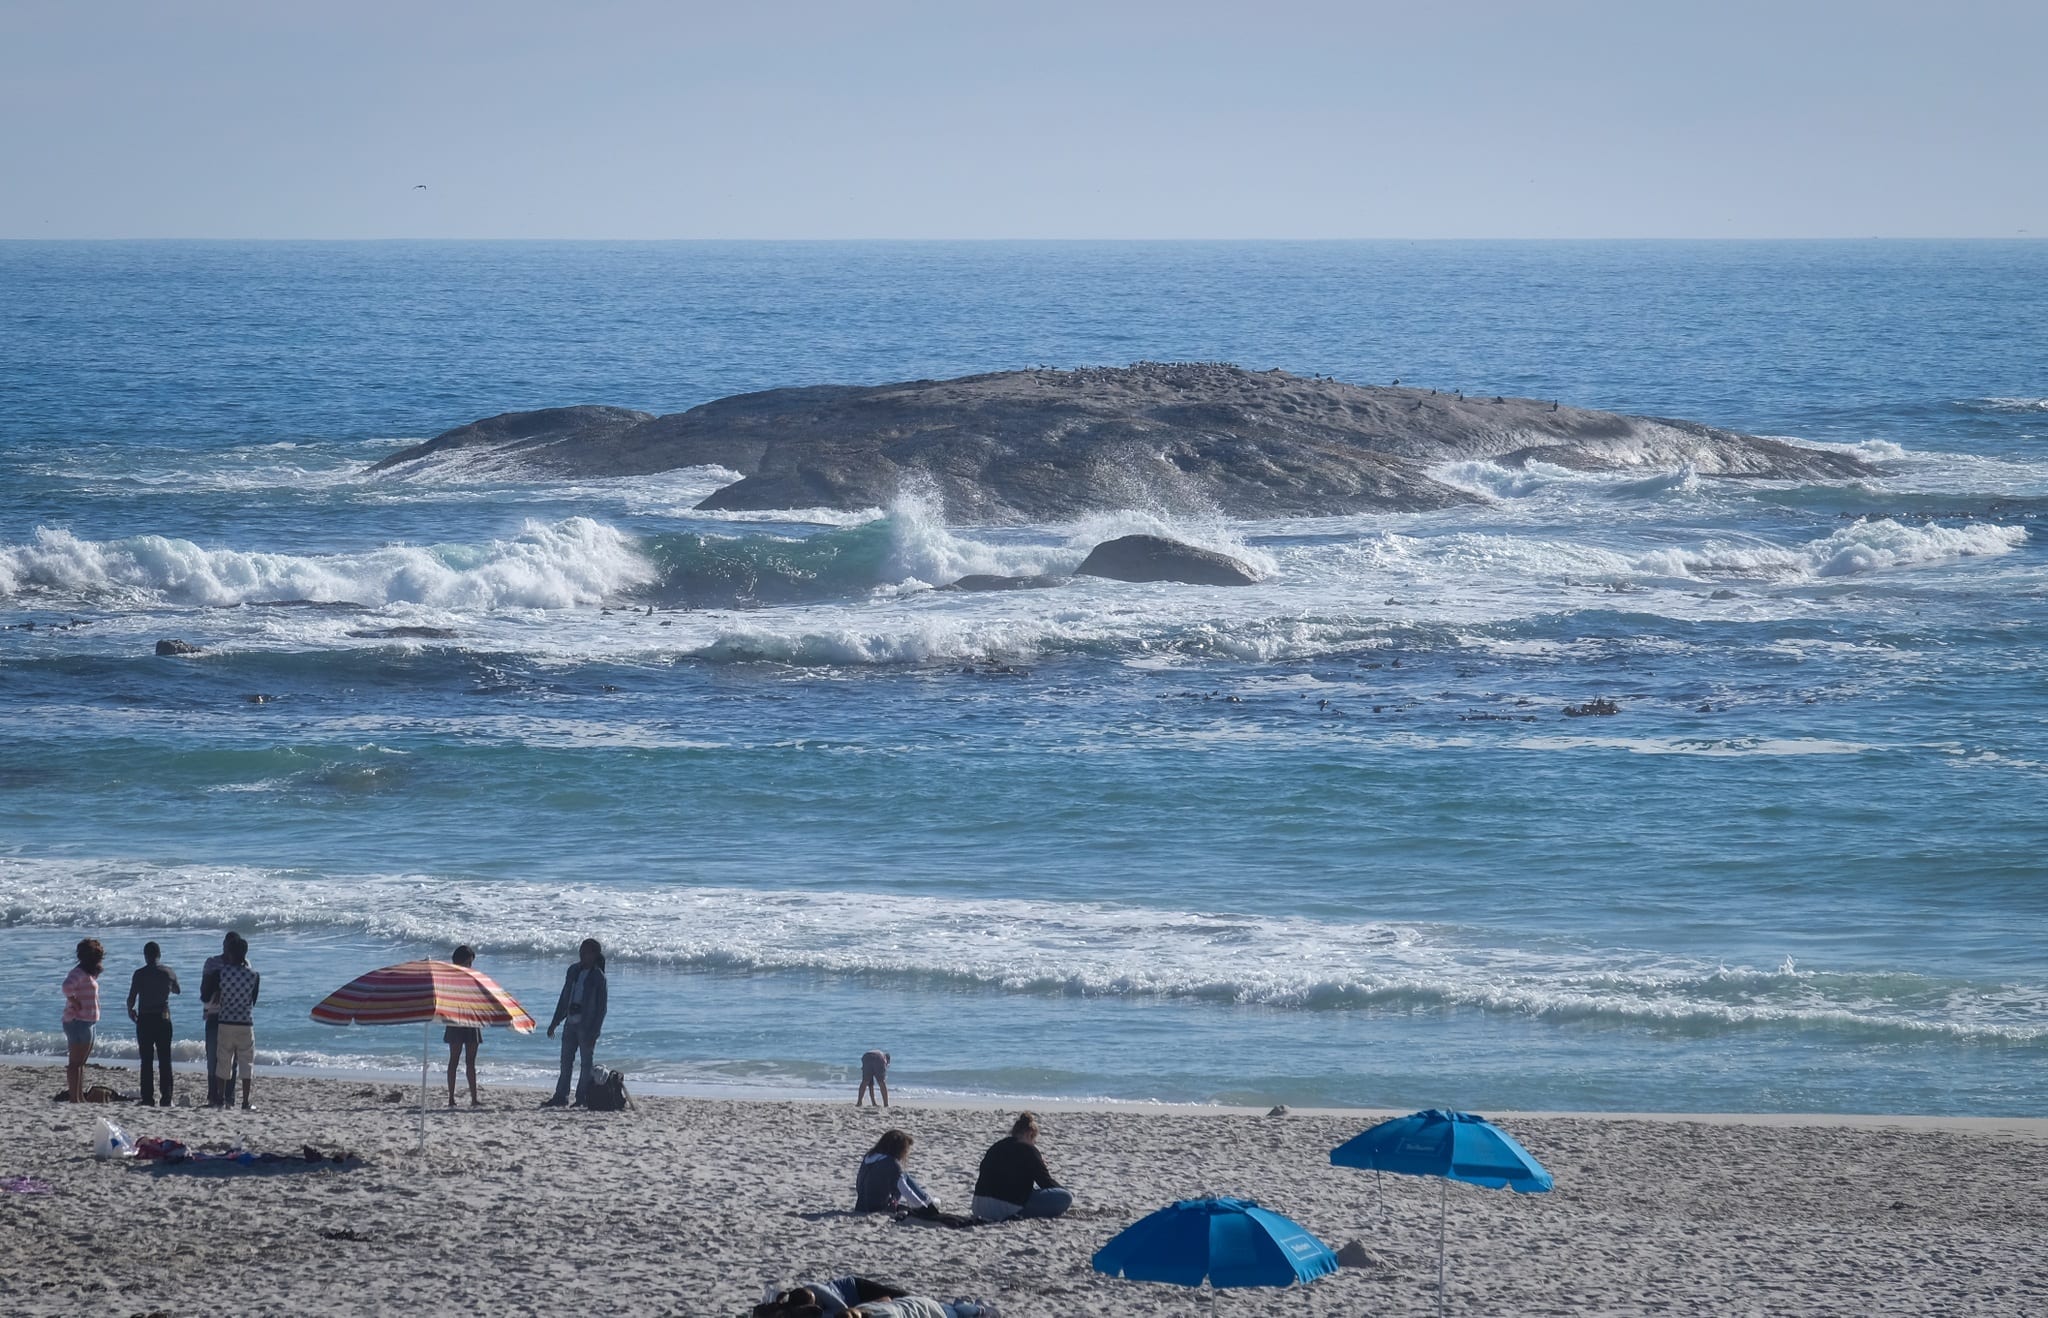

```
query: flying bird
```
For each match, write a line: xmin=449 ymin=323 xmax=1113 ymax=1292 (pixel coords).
xmin=413 ymin=184 xmax=427 ymax=190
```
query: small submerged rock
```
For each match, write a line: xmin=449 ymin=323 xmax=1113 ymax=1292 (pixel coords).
xmin=938 ymin=573 xmax=1069 ymax=592
xmin=155 ymin=639 xmax=202 ymax=657
xmin=346 ymin=626 xmax=460 ymax=640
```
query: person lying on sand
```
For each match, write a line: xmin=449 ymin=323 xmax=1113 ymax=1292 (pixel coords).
xmin=855 ymin=1128 xmax=937 ymax=1214
xmin=753 ymin=1277 xmax=997 ymax=1318
xmin=970 ymin=1111 xmax=1071 ymax=1222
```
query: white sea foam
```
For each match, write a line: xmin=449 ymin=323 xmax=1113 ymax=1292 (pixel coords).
xmin=1430 ymin=459 xmax=1702 ymax=503
xmin=0 ymin=517 xmax=653 ymax=609
xmin=685 ymin=506 xmax=886 ymax=527
xmin=1514 ymin=735 xmax=1877 ymax=757
xmin=0 ymin=858 xmax=2039 ymax=1043
xmin=1630 ymin=519 xmax=2027 ymax=580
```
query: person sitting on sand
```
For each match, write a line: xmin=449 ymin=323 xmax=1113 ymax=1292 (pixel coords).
xmin=202 ymin=932 xmax=260 ymax=1111
xmin=970 ymin=1112 xmax=1071 ymax=1222
xmin=856 ymin=1048 xmax=891 ymax=1107
xmin=445 ymin=944 xmax=484 ymax=1108
xmin=543 ymin=937 xmax=608 ymax=1108
xmin=61 ymin=938 xmax=104 ymax=1104
xmin=126 ymin=941 xmax=181 ymax=1107
xmin=855 ymin=1128 xmax=937 ymax=1214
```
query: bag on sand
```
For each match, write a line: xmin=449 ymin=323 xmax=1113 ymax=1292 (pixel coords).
xmin=580 ymin=1065 xmax=630 ymax=1112
xmin=94 ymin=1117 xmax=137 ymax=1160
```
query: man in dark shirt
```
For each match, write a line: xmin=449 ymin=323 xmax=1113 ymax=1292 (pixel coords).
xmin=126 ymin=941 xmax=180 ymax=1106
xmin=199 ymin=931 xmax=234 ymax=1106
xmin=971 ymin=1111 xmax=1073 ymax=1221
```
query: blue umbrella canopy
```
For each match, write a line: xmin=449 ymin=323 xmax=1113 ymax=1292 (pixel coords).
xmin=1092 ymin=1196 xmax=1339 ymax=1289
xmin=1330 ymin=1111 xmax=1553 ymax=1317
xmin=1330 ymin=1108 xmax=1553 ymax=1192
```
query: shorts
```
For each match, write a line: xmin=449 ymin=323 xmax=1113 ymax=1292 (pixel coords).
xmin=444 ymin=1025 xmax=482 ymax=1046
xmin=62 ymin=1019 xmax=95 ymax=1047
xmin=215 ymin=1023 xmax=255 ymax=1079
xmin=861 ymin=1050 xmax=889 ymax=1080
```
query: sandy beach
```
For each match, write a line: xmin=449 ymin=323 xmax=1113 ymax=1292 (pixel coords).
xmin=1 ymin=1063 xmax=2041 ymax=1316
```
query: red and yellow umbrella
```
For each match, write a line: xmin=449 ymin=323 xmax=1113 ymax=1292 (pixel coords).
xmin=312 ymin=959 xmax=534 ymax=1146
xmin=312 ymin=959 xmax=535 ymax=1031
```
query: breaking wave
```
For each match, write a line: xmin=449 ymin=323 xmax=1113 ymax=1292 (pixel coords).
xmin=2 ymin=859 xmax=2040 ymax=1044
xmin=0 ymin=492 xmax=1280 ymax=614
xmin=0 ymin=518 xmax=652 ymax=609
xmin=1631 ymin=519 xmax=2027 ymax=580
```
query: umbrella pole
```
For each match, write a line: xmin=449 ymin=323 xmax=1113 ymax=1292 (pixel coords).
xmin=1437 ymin=1178 xmax=1447 ymax=1318
xmin=417 ymin=1017 xmax=429 ymax=1152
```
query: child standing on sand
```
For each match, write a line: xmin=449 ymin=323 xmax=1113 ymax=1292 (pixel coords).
xmin=445 ymin=944 xmax=483 ymax=1107
xmin=856 ymin=1049 xmax=891 ymax=1107
xmin=61 ymin=939 xmax=104 ymax=1104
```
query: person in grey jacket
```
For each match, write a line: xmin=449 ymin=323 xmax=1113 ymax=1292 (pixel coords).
xmin=543 ymin=938 xmax=607 ymax=1107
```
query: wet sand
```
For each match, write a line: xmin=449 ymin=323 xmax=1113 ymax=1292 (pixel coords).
xmin=1 ymin=1063 xmax=2042 ymax=1316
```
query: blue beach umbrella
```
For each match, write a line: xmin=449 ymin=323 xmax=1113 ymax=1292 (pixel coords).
xmin=1092 ymin=1195 xmax=1339 ymax=1290
xmin=1330 ymin=1109 xmax=1553 ymax=1316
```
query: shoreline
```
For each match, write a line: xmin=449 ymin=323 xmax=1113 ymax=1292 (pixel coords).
xmin=13 ymin=1055 xmax=2044 ymax=1135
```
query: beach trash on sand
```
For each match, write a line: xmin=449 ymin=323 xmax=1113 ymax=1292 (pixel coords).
xmin=93 ymin=1117 xmax=136 ymax=1160
xmin=1091 ymin=1195 xmax=1338 ymax=1289
xmin=1329 ymin=1109 xmax=1552 ymax=1316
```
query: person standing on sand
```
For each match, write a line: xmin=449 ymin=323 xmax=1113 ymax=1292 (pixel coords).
xmin=61 ymin=939 xmax=104 ymax=1104
xmin=203 ymin=932 xmax=260 ymax=1110
xmin=445 ymin=944 xmax=483 ymax=1108
xmin=543 ymin=938 xmax=607 ymax=1108
xmin=856 ymin=1049 xmax=891 ymax=1107
xmin=126 ymin=941 xmax=181 ymax=1107
xmin=200 ymin=930 xmax=235 ymax=1106
xmin=971 ymin=1112 xmax=1072 ymax=1222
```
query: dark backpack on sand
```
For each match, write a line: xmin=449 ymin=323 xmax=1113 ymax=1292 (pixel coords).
xmin=580 ymin=1065 xmax=630 ymax=1112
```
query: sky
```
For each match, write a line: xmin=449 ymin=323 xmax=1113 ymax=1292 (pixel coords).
xmin=1 ymin=0 xmax=2042 ymax=239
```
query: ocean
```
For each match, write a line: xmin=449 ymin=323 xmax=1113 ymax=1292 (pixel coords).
xmin=1 ymin=240 xmax=2042 ymax=1114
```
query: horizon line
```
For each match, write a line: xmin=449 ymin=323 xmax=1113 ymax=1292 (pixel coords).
xmin=0 ymin=234 xmax=2041 ymax=244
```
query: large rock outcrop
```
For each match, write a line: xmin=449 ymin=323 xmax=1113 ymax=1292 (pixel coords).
xmin=370 ymin=364 xmax=1874 ymax=522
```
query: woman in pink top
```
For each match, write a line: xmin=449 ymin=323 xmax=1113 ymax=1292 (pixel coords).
xmin=61 ymin=938 xmax=104 ymax=1103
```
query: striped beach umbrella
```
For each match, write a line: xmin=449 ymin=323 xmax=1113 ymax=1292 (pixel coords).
xmin=312 ymin=959 xmax=535 ymax=1147
xmin=312 ymin=959 xmax=536 ymax=1031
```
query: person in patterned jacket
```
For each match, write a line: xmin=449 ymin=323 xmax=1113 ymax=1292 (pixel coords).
xmin=202 ymin=932 xmax=260 ymax=1111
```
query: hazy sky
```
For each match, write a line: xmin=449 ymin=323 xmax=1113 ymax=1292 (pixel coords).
xmin=2 ymin=0 xmax=2041 ymax=239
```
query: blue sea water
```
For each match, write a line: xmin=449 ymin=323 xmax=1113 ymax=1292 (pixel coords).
xmin=1 ymin=240 xmax=2043 ymax=1114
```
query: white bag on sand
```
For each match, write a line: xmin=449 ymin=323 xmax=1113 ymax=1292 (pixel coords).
xmin=93 ymin=1117 xmax=136 ymax=1160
